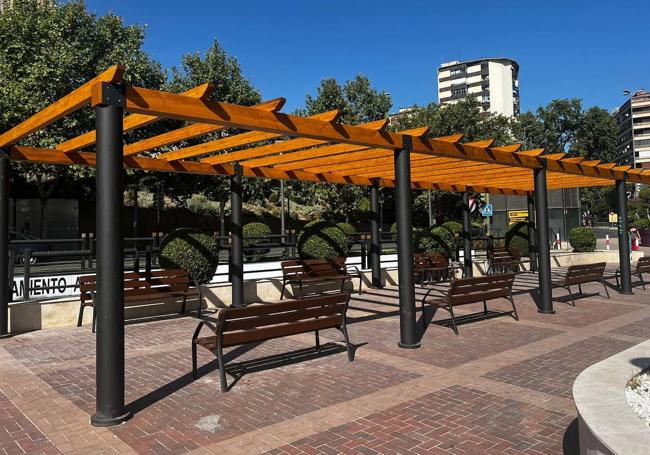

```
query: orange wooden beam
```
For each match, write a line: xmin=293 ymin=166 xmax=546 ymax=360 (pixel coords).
xmin=123 ymin=97 xmax=286 ymax=157
xmin=0 ymin=65 xmax=125 ymax=147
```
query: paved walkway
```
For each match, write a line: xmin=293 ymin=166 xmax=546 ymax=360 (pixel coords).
xmin=1 ymin=273 xmax=649 ymax=454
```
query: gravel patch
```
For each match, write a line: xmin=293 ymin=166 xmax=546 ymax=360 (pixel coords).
xmin=626 ymin=368 xmax=650 ymax=426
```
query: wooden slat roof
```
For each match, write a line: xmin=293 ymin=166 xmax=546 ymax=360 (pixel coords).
xmin=2 ymin=65 xmax=649 ymax=196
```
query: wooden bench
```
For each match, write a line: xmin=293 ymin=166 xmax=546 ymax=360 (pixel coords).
xmin=414 ymin=253 xmax=460 ymax=284
xmin=421 ymin=273 xmax=517 ymax=335
xmin=487 ymin=247 xmax=525 ymax=275
xmin=77 ymin=269 xmax=199 ymax=333
xmin=615 ymin=256 xmax=650 ymax=290
xmin=280 ymin=258 xmax=362 ymax=299
xmin=552 ymin=262 xmax=609 ymax=305
xmin=191 ymin=293 xmax=353 ymax=392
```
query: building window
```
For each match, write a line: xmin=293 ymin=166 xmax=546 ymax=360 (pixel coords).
xmin=450 ymin=67 xmax=465 ymax=76
xmin=451 ymin=87 xmax=467 ymax=97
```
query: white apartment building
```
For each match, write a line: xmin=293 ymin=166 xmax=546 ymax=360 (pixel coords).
xmin=614 ymin=90 xmax=650 ymax=169
xmin=437 ymin=57 xmax=520 ymax=117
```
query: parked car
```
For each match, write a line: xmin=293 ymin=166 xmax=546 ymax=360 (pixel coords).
xmin=9 ymin=232 xmax=50 ymax=265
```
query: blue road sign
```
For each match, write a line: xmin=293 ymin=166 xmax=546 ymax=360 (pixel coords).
xmin=481 ymin=204 xmax=493 ymax=217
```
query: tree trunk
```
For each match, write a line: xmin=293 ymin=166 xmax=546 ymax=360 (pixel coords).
xmin=37 ymin=181 xmax=55 ymax=238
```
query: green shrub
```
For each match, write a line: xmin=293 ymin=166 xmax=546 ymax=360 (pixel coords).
xmin=160 ymin=228 xmax=219 ymax=284
xmin=243 ymin=222 xmax=272 ymax=247
xmin=633 ymin=218 xmax=650 ymax=230
xmin=568 ymin=227 xmax=597 ymax=252
xmin=441 ymin=221 xmax=463 ymax=237
xmin=297 ymin=220 xmax=350 ymax=261
xmin=390 ymin=222 xmax=398 ymax=241
xmin=419 ymin=226 xmax=456 ymax=258
xmin=268 ymin=191 xmax=279 ymax=203
xmin=506 ymin=222 xmax=530 ymax=257
xmin=336 ymin=222 xmax=356 ymax=236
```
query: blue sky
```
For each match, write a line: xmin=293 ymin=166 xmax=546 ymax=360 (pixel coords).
xmin=86 ymin=0 xmax=649 ymax=114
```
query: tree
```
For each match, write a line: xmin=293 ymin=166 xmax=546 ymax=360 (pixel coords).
xmin=574 ymin=106 xmax=619 ymax=162
xmin=301 ymin=74 xmax=392 ymax=124
xmin=0 ymin=0 xmax=165 ymax=236
xmin=535 ymin=99 xmax=583 ymax=151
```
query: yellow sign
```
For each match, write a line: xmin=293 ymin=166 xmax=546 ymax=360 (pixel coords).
xmin=508 ymin=210 xmax=529 ymax=223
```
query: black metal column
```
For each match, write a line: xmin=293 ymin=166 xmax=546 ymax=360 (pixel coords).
xmin=461 ymin=191 xmax=473 ymax=278
xmin=527 ymin=195 xmax=537 ymax=272
xmin=92 ymin=83 xmax=130 ymax=427
xmin=616 ymin=178 xmax=633 ymax=294
xmin=230 ymin=164 xmax=244 ymax=307
xmin=370 ymin=184 xmax=382 ymax=288
xmin=0 ymin=150 xmax=10 ymax=338
xmin=534 ymin=166 xmax=554 ymax=314
xmin=394 ymin=136 xmax=419 ymax=349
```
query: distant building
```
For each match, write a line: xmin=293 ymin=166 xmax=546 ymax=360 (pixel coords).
xmin=437 ymin=57 xmax=520 ymax=117
xmin=614 ymin=90 xmax=650 ymax=169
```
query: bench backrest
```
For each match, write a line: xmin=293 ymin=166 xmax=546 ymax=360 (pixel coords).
xmin=447 ymin=273 xmax=515 ymax=307
xmin=413 ymin=254 xmax=431 ymax=271
xmin=281 ymin=259 xmax=342 ymax=279
xmin=79 ymin=269 xmax=190 ymax=302
xmin=637 ymin=256 xmax=650 ymax=274
xmin=426 ymin=252 xmax=449 ymax=269
xmin=218 ymin=293 xmax=350 ymax=347
xmin=489 ymin=247 xmax=520 ymax=262
xmin=565 ymin=262 xmax=606 ymax=285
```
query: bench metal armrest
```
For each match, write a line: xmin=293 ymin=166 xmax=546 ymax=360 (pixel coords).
xmin=192 ymin=310 xmax=223 ymax=341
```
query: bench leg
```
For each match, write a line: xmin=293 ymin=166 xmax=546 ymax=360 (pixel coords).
xmin=447 ymin=304 xmax=459 ymax=336
xmin=508 ymin=294 xmax=519 ymax=321
xmin=315 ymin=330 xmax=320 ymax=351
xmin=181 ymin=294 xmax=187 ymax=314
xmin=339 ymin=322 xmax=354 ymax=361
xmin=197 ymin=287 xmax=203 ymax=318
xmin=280 ymin=279 xmax=287 ymax=299
xmin=602 ymin=279 xmax=610 ymax=298
xmin=91 ymin=306 xmax=97 ymax=334
xmin=640 ymin=274 xmax=646 ymax=291
xmin=567 ymin=286 xmax=576 ymax=306
xmin=578 ymin=284 xmax=583 ymax=295
xmin=77 ymin=304 xmax=85 ymax=328
xmin=357 ymin=277 xmax=362 ymax=295
xmin=191 ymin=342 xmax=198 ymax=380
xmin=217 ymin=345 xmax=228 ymax=393
xmin=483 ymin=301 xmax=488 ymax=315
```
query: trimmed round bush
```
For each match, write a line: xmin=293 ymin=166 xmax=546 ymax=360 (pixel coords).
xmin=419 ymin=226 xmax=456 ymax=258
xmin=506 ymin=222 xmax=530 ymax=257
xmin=633 ymin=218 xmax=650 ymax=230
xmin=160 ymin=228 xmax=219 ymax=284
xmin=297 ymin=220 xmax=350 ymax=261
xmin=390 ymin=222 xmax=398 ymax=241
xmin=441 ymin=221 xmax=463 ymax=237
xmin=243 ymin=222 xmax=272 ymax=248
xmin=268 ymin=191 xmax=279 ymax=203
xmin=569 ymin=227 xmax=597 ymax=252
xmin=336 ymin=222 xmax=356 ymax=236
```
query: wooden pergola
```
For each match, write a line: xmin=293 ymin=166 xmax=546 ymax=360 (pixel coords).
xmin=0 ymin=65 xmax=643 ymax=426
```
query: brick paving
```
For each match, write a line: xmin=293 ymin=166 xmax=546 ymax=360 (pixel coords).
xmin=0 ymin=274 xmax=649 ymax=454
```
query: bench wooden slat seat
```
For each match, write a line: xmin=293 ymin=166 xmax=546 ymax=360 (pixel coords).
xmin=615 ymin=256 xmax=650 ymax=290
xmin=487 ymin=248 xmax=526 ymax=275
xmin=280 ymin=258 xmax=362 ymax=299
xmin=421 ymin=273 xmax=517 ymax=335
xmin=414 ymin=253 xmax=461 ymax=284
xmin=77 ymin=269 xmax=200 ymax=333
xmin=192 ymin=293 xmax=353 ymax=392
xmin=551 ymin=262 xmax=609 ymax=305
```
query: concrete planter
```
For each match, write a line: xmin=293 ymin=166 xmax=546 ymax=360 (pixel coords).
xmin=574 ymin=341 xmax=650 ymax=454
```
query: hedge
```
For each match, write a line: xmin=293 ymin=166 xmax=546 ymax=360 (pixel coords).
xmin=390 ymin=222 xmax=398 ymax=241
xmin=441 ymin=221 xmax=463 ymax=237
xmin=418 ymin=226 xmax=456 ymax=258
xmin=568 ymin=227 xmax=597 ymax=252
xmin=243 ymin=222 xmax=272 ymax=248
xmin=633 ymin=218 xmax=650 ymax=230
xmin=336 ymin=222 xmax=356 ymax=236
xmin=297 ymin=220 xmax=350 ymax=260
xmin=505 ymin=222 xmax=530 ymax=257
xmin=159 ymin=228 xmax=219 ymax=284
